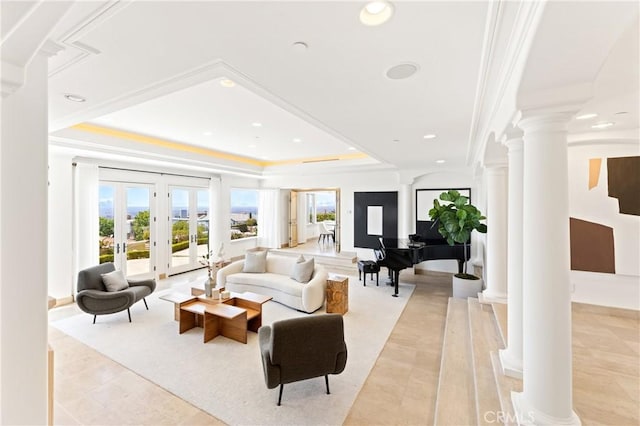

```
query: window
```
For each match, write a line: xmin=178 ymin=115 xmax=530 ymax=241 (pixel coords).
xmin=230 ymin=188 xmax=258 ymax=240
xmin=307 ymin=193 xmax=316 ymax=224
xmin=313 ymin=191 xmax=336 ymax=222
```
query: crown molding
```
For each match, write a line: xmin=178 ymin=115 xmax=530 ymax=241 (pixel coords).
xmin=466 ymin=0 xmax=547 ymax=168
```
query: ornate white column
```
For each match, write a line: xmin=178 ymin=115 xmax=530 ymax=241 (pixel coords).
xmin=499 ymin=130 xmax=524 ymax=379
xmin=482 ymin=165 xmax=508 ymax=301
xmin=512 ymin=112 xmax=580 ymax=425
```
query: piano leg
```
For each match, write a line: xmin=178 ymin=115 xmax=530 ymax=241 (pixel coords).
xmin=392 ymin=270 xmax=400 ymax=297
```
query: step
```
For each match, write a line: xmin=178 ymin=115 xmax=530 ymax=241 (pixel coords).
xmin=468 ymin=298 xmax=503 ymax=425
xmin=490 ymin=351 xmax=522 ymax=426
xmin=491 ymin=302 xmax=508 ymax=348
xmin=434 ymin=297 xmax=476 ymax=426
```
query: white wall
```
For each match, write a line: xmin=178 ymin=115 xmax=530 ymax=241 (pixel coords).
xmin=48 ymin=150 xmax=74 ymax=299
xmin=568 ymin=141 xmax=640 ymax=310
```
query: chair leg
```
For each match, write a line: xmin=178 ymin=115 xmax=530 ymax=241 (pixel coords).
xmin=143 ymin=298 xmax=149 ymax=310
xmin=93 ymin=315 xmax=96 ymax=324
xmin=127 ymin=308 xmax=132 ymax=322
xmin=277 ymin=384 xmax=284 ymax=406
xmin=325 ymin=375 xmax=330 ymax=395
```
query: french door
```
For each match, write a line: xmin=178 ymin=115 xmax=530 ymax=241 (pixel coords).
xmin=168 ymin=186 xmax=210 ymax=275
xmin=98 ymin=182 xmax=155 ymax=279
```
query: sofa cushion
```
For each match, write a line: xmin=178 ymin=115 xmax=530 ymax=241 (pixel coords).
xmin=226 ymin=273 xmax=305 ymax=297
xmin=243 ymin=250 xmax=267 ymax=273
xmin=101 ymin=270 xmax=129 ymax=292
xmin=291 ymin=257 xmax=315 ymax=283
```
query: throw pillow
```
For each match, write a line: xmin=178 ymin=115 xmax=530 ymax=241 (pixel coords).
xmin=291 ymin=257 xmax=315 ymax=283
xmin=243 ymin=250 xmax=268 ymax=273
xmin=101 ymin=270 xmax=129 ymax=292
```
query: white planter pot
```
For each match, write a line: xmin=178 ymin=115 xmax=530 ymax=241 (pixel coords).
xmin=452 ymin=275 xmax=483 ymax=299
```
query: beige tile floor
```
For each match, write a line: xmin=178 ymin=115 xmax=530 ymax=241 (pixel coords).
xmin=50 ymin=269 xmax=639 ymax=425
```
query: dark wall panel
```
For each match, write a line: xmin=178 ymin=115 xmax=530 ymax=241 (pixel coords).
xmin=570 ymin=217 xmax=615 ymax=274
xmin=607 ymin=156 xmax=640 ymax=216
xmin=354 ymin=192 xmax=398 ymax=248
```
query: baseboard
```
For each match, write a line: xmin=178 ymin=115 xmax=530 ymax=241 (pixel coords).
xmin=572 ymin=301 xmax=639 ymax=320
xmin=53 ymin=296 xmax=74 ymax=308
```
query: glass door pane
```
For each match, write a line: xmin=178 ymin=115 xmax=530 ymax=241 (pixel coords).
xmin=99 ymin=185 xmax=116 ymax=264
xmin=170 ymin=188 xmax=191 ymax=268
xmin=125 ymin=186 xmax=151 ymax=277
xmin=197 ymin=189 xmax=210 ymax=259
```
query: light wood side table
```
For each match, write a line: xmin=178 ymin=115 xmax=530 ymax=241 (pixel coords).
xmin=326 ymin=275 xmax=349 ymax=315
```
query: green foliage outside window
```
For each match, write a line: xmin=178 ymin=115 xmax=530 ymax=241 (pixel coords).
xmin=99 ymin=217 xmax=114 ymax=237
xmin=132 ymin=210 xmax=150 ymax=241
xmin=316 ymin=212 xmax=336 ymax=222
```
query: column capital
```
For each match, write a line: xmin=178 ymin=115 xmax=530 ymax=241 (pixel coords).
xmin=517 ymin=109 xmax=578 ymax=134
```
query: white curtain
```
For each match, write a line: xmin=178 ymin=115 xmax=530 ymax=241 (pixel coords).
xmin=73 ymin=162 xmax=99 ymax=273
xmin=257 ymin=189 xmax=280 ymax=248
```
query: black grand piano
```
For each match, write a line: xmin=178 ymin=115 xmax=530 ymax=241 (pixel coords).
xmin=379 ymin=220 xmax=470 ymax=297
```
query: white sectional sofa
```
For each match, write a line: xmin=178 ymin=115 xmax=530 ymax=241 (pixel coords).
xmin=216 ymin=253 xmax=327 ymax=313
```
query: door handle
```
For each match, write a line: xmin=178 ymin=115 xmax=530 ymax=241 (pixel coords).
xmin=116 ymin=243 xmax=120 ymax=254
xmin=123 ymin=242 xmax=127 ymax=253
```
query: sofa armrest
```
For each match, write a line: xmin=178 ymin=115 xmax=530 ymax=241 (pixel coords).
xmin=76 ymin=289 xmax=136 ymax=315
xmin=216 ymin=260 xmax=245 ymax=288
xmin=127 ymin=278 xmax=156 ymax=293
xmin=258 ymin=326 xmax=281 ymax=389
xmin=301 ymin=266 xmax=328 ymax=313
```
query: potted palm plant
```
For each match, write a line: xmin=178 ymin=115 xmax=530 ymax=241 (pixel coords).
xmin=428 ymin=189 xmax=487 ymax=298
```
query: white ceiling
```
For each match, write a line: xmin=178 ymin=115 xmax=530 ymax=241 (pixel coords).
xmin=19 ymin=0 xmax=637 ymax=175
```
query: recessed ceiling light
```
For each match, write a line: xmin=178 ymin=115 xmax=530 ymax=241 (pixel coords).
xmin=393 ymin=139 xmax=400 ymax=143
xmin=614 ymin=111 xmax=628 ymax=115
xmin=423 ymin=134 xmax=436 ymax=139
xmin=575 ymin=113 xmax=597 ymax=120
xmin=293 ymin=138 xmax=301 ymax=143
xmin=64 ymin=93 xmax=86 ymax=102
xmin=220 ymin=79 xmax=235 ymax=88
xmin=591 ymin=122 xmax=614 ymax=129
xmin=386 ymin=63 xmax=419 ymax=80
xmin=347 ymin=147 xmax=357 ymax=151
xmin=251 ymin=122 xmax=262 ymax=127
xmin=203 ymin=131 xmax=213 ymax=136
xmin=360 ymin=1 xmax=394 ymax=26
xmin=292 ymin=42 xmax=308 ymax=53
xmin=436 ymin=159 xmax=446 ymax=164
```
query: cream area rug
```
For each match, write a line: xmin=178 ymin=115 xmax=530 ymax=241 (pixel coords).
xmin=51 ymin=274 xmax=415 ymax=426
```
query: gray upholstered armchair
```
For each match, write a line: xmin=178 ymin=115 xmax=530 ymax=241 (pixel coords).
xmin=258 ymin=314 xmax=347 ymax=405
xmin=76 ymin=262 xmax=156 ymax=324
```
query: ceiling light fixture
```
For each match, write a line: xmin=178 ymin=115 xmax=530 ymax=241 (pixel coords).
xmin=386 ymin=63 xmax=419 ymax=80
xmin=436 ymin=159 xmax=445 ymax=164
xmin=575 ymin=113 xmax=597 ymax=120
xmin=614 ymin=111 xmax=628 ymax=115
xmin=251 ymin=122 xmax=262 ymax=127
xmin=293 ymin=138 xmax=301 ymax=143
xmin=64 ymin=93 xmax=86 ymax=103
xmin=591 ymin=122 xmax=614 ymax=129
xmin=393 ymin=139 xmax=400 ymax=143
xmin=423 ymin=134 xmax=436 ymax=139
xmin=347 ymin=147 xmax=357 ymax=151
xmin=360 ymin=1 xmax=394 ymax=26
xmin=220 ymin=79 xmax=236 ymax=88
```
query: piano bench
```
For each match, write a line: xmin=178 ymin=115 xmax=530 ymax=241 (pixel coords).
xmin=357 ymin=260 xmax=380 ymax=286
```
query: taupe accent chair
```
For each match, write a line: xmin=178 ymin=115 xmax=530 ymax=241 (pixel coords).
xmin=258 ymin=314 xmax=347 ymax=406
xmin=76 ymin=262 xmax=156 ymax=324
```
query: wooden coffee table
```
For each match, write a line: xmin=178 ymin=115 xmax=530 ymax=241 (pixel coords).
xmin=162 ymin=291 xmax=272 ymax=344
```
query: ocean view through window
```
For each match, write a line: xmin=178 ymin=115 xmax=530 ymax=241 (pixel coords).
xmin=231 ymin=188 xmax=258 ymax=240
